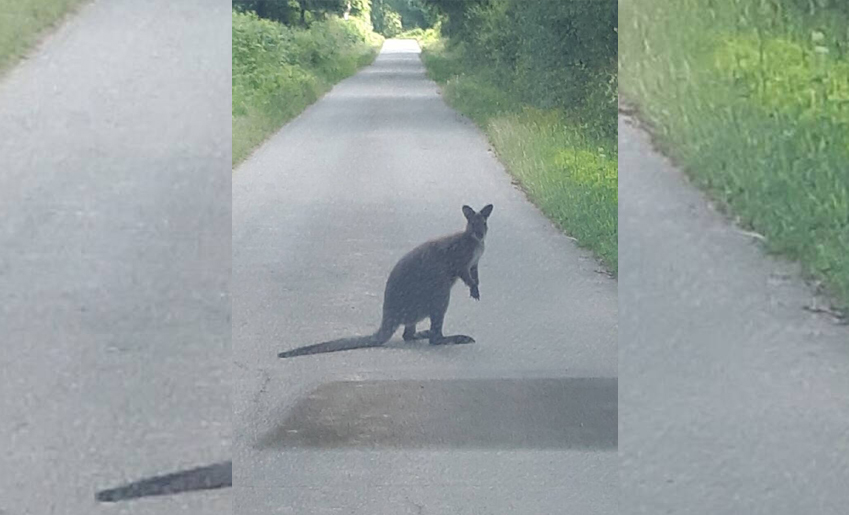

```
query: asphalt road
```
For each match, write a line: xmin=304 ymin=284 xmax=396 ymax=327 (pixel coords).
xmin=619 ymin=114 xmax=849 ymax=514
xmin=233 ymin=39 xmax=618 ymax=514
xmin=0 ymin=1 xmax=231 ymax=513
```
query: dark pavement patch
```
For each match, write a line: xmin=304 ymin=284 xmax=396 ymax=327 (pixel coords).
xmin=259 ymin=377 xmax=617 ymax=450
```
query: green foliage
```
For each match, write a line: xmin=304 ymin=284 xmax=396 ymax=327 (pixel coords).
xmin=389 ymin=0 xmax=437 ymax=29
xmin=349 ymin=0 xmax=372 ymax=20
xmin=439 ymin=70 xmax=517 ymax=125
xmin=232 ymin=0 xmax=348 ymax=25
xmin=232 ymin=10 xmax=383 ymax=165
xmin=376 ymin=7 xmax=403 ymax=37
xmin=423 ymin=0 xmax=617 ymax=140
xmin=488 ymin=110 xmax=618 ymax=271
xmin=233 ymin=0 xmax=297 ymax=25
xmin=620 ymin=0 xmax=849 ymax=308
xmin=414 ymin=0 xmax=618 ymax=270
xmin=0 ymin=0 xmax=88 ymax=75
xmin=371 ymin=0 xmax=435 ymax=35
xmin=396 ymin=21 xmax=441 ymax=43
xmin=421 ymin=40 xmax=618 ymax=273
xmin=420 ymin=0 xmax=485 ymax=37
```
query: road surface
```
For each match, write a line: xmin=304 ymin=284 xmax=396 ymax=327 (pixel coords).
xmin=233 ymin=39 xmax=618 ymax=513
xmin=619 ymin=114 xmax=849 ymax=514
xmin=0 ymin=1 xmax=231 ymax=513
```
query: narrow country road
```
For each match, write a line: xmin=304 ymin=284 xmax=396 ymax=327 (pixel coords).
xmin=233 ymin=40 xmax=618 ymax=513
xmin=619 ymin=114 xmax=849 ymax=514
xmin=0 ymin=1 xmax=231 ymax=513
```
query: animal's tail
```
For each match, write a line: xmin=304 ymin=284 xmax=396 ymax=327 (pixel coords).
xmin=278 ymin=335 xmax=381 ymax=358
xmin=278 ymin=319 xmax=396 ymax=358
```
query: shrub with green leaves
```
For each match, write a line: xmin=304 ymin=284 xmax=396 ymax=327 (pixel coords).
xmin=232 ymin=10 xmax=383 ymax=165
xmin=371 ymin=0 xmax=436 ymax=35
xmin=620 ymin=0 xmax=849 ymax=308
xmin=397 ymin=21 xmax=441 ymax=44
xmin=420 ymin=34 xmax=618 ymax=272
xmin=415 ymin=0 xmax=618 ymax=272
xmin=422 ymin=0 xmax=617 ymax=139
xmin=379 ymin=8 xmax=403 ymax=37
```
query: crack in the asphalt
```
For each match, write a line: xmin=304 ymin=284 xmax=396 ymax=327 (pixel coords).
xmin=95 ymin=461 xmax=231 ymax=502
xmin=252 ymin=369 xmax=272 ymax=406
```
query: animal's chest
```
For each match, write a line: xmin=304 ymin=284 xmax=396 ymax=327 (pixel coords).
xmin=469 ymin=241 xmax=485 ymax=268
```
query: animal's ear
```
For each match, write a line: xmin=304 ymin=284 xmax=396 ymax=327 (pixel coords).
xmin=462 ymin=205 xmax=475 ymax=220
xmin=480 ymin=204 xmax=493 ymax=219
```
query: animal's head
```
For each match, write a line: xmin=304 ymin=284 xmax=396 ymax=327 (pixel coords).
xmin=462 ymin=204 xmax=493 ymax=240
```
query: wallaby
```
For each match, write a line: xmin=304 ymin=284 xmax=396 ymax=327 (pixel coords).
xmin=278 ymin=204 xmax=493 ymax=358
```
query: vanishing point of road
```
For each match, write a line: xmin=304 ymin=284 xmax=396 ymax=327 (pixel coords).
xmin=233 ymin=39 xmax=618 ymax=514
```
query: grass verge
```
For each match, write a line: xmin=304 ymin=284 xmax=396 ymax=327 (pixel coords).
xmin=232 ymin=11 xmax=383 ymax=167
xmin=421 ymin=39 xmax=618 ymax=273
xmin=619 ymin=0 xmax=849 ymax=310
xmin=0 ymin=0 xmax=89 ymax=76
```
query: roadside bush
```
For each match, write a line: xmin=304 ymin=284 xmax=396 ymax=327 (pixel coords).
xmin=372 ymin=0 xmax=436 ymax=35
xmin=232 ymin=10 xmax=383 ymax=165
xmin=397 ymin=21 xmax=441 ymax=44
xmin=439 ymin=0 xmax=617 ymax=139
xmin=373 ymin=6 xmax=403 ymax=37
xmin=415 ymin=0 xmax=618 ymax=271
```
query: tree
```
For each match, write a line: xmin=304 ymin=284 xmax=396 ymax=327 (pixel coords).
xmin=233 ymin=0 xmax=350 ymax=26
xmin=294 ymin=0 xmax=347 ymax=25
xmin=419 ymin=0 xmax=486 ymax=36
xmin=233 ymin=0 xmax=297 ymax=24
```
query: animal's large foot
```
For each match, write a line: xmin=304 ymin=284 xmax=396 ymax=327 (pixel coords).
xmin=403 ymin=328 xmax=432 ymax=341
xmin=430 ymin=334 xmax=475 ymax=345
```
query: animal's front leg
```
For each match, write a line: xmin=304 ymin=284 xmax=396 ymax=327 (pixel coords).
xmin=459 ymin=267 xmax=474 ymax=288
xmin=467 ymin=266 xmax=480 ymax=300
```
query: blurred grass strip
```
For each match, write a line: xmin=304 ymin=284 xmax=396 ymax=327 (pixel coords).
xmin=620 ymin=0 xmax=849 ymax=308
xmin=0 ymin=0 xmax=89 ymax=75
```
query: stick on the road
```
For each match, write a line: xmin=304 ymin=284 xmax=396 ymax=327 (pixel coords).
xmin=278 ymin=204 xmax=493 ymax=358
xmin=95 ymin=461 xmax=232 ymax=502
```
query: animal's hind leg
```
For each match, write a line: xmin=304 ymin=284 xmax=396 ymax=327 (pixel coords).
xmin=428 ymin=305 xmax=474 ymax=346
xmin=403 ymin=322 xmax=433 ymax=341
xmin=403 ymin=324 xmax=416 ymax=341
xmin=403 ymin=324 xmax=432 ymax=341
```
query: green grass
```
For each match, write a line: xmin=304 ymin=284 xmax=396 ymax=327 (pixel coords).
xmin=0 ymin=0 xmax=89 ymax=75
xmin=421 ymin=39 xmax=618 ymax=273
xmin=620 ymin=0 xmax=849 ymax=309
xmin=396 ymin=23 xmax=440 ymax=43
xmin=232 ymin=11 xmax=383 ymax=166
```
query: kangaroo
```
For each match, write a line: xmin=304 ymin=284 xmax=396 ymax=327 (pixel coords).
xmin=278 ymin=204 xmax=493 ymax=358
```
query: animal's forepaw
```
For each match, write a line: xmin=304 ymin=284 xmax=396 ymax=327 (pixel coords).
xmin=470 ymin=285 xmax=480 ymax=300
